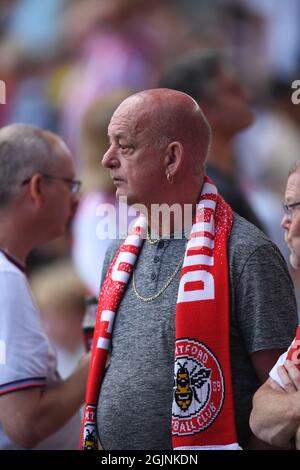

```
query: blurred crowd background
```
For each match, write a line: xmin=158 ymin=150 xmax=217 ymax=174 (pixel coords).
xmin=1 ymin=0 xmax=300 ymax=376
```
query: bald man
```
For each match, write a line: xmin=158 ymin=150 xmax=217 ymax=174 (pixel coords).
xmin=83 ymin=89 xmax=297 ymax=450
xmin=0 ymin=124 xmax=90 ymax=449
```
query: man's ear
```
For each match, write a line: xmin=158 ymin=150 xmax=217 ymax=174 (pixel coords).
xmin=29 ymin=174 xmax=44 ymax=206
xmin=164 ymin=141 xmax=183 ymax=180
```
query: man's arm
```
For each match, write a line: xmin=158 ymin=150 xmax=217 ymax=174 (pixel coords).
xmin=250 ymin=378 xmax=300 ymax=448
xmin=251 ymin=349 xmax=288 ymax=383
xmin=0 ymin=353 xmax=90 ymax=449
xmin=243 ymin=349 xmax=291 ymax=449
xmin=250 ymin=360 xmax=300 ymax=449
xmin=231 ymin=235 xmax=298 ymax=449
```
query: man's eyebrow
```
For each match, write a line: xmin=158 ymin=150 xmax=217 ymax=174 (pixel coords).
xmin=108 ymin=131 xmax=126 ymax=140
xmin=284 ymin=192 xmax=293 ymax=203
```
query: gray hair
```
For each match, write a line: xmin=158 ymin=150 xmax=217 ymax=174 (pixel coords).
xmin=0 ymin=124 xmax=61 ymax=208
xmin=288 ymin=161 xmax=300 ymax=177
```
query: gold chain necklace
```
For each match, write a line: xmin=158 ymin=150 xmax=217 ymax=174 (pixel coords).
xmin=146 ymin=229 xmax=160 ymax=245
xmin=146 ymin=227 xmax=191 ymax=244
xmin=132 ymin=254 xmax=184 ymax=302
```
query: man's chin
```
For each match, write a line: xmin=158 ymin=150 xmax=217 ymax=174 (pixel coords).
xmin=116 ymin=190 xmax=136 ymax=206
xmin=116 ymin=187 xmax=126 ymax=200
xmin=290 ymin=252 xmax=299 ymax=270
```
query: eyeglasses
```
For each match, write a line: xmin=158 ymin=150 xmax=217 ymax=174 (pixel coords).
xmin=282 ymin=201 xmax=300 ymax=217
xmin=22 ymin=174 xmax=82 ymax=195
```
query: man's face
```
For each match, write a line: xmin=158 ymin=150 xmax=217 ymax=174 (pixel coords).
xmin=282 ymin=171 xmax=300 ymax=269
xmin=42 ymin=144 xmax=79 ymax=240
xmin=207 ymin=67 xmax=254 ymax=136
xmin=102 ymin=99 xmax=166 ymax=208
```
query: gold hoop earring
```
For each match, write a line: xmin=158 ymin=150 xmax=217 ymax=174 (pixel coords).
xmin=167 ymin=172 xmax=173 ymax=184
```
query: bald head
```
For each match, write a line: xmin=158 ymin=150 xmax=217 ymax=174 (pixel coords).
xmin=114 ymin=89 xmax=211 ymax=165
xmin=103 ymin=88 xmax=212 ymax=208
xmin=0 ymin=124 xmax=69 ymax=208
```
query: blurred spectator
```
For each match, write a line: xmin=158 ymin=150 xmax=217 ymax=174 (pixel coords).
xmin=0 ymin=1 xmax=17 ymax=35
xmin=72 ymin=90 xmax=132 ymax=296
xmin=235 ymin=77 xmax=300 ymax=258
xmin=243 ymin=0 xmax=300 ymax=79
xmin=30 ymin=262 xmax=86 ymax=380
xmin=0 ymin=124 xmax=89 ymax=449
xmin=159 ymin=49 xmax=265 ymax=231
xmin=7 ymin=0 xmax=66 ymax=59
xmin=177 ymin=0 xmax=300 ymax=86
xmin=7 ymin=62 xmax=58 ymax=130
xmin=0 ymin=0 xmax=66 ymax=129
xmin=58 ymin=0 xmax=188 ymax=163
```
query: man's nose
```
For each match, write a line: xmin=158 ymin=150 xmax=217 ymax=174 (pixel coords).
xmin=102 ymin=146 xmax=119 ymax=169
xmin=71 ymin=192 xmax=80 ymax=212
xmin=281 ymin=213 xmax=291 ymax=230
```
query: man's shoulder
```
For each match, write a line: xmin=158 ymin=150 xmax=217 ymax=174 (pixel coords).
xmin=0 ymin=253 xmax=24 ymax=277
xmin=229 ymin=212 xmax=272 ymax=252
xmin=228 ymin=212 xmax=286 ymax=274
xmin=0 ymin=254 xmax=27 ymax=296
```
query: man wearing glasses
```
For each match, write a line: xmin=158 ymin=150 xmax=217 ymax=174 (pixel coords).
xmin=0 ymin=124 xmax=90 ymax=449
xmin=250 ymin=162 xmax=300 ymax=449
xmin=281 ymin=165 xmax=300 ymax=270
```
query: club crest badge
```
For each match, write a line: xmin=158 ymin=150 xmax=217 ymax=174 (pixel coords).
xmin=172 ymin=338 xmax=224 ymax=436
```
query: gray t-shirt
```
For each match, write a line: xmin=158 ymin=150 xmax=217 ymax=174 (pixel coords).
xmin=97 ymin=213 xmax=297 ymax=450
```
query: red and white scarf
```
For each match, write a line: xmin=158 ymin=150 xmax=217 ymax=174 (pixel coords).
xmin=286 ymin=326 xmax=300 ymax=365
xmin=80 ymin=177 xmax=241 ymax=450
xmin=270 ymin=325 xmax=300 ymax=387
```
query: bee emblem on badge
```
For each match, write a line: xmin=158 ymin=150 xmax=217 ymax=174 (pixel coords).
xmin=83 ymin=428 xmax=97 ymax=450
xmin=174 ymin=361 xmax=212 ymax=412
